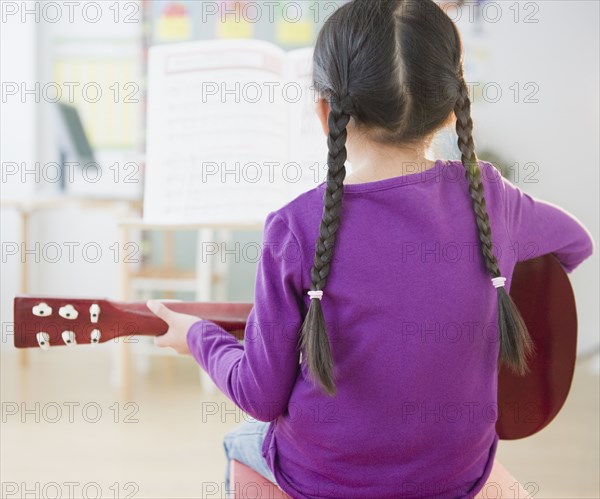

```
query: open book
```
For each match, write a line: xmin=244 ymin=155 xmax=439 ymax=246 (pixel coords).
xmin=144 ymin=39 xmax=331 ymax=225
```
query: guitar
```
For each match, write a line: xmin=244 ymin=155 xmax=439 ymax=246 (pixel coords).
xmin=12 ymin=254 xmax=577 ymax=440
xmin=497 ymin=253 xmax=577 ymax=440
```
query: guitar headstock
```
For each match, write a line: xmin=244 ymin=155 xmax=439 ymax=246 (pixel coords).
xmin=13 ymin=296 xmax=250 ymax=350
xmin=13 ymin=296 xmax=148 ymax=349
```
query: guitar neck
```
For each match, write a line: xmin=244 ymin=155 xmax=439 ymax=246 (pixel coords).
xmin=116 ymin=302 xmax=251 ymax=339
xmin=13 ymin=296 xmax=253 ymax=348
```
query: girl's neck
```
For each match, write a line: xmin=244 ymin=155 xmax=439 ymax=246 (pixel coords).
xmin=344 ymin=136 xmax=435 ymax=185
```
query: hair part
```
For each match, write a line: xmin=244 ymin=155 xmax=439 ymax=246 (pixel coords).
xmin=300 ymin=0 xmax=534 ymax=395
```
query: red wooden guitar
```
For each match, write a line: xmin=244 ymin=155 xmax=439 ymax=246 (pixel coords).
xmin=12 ymin=253 xmax=577 ymax=440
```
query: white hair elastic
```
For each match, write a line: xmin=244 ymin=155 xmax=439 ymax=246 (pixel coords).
xmin=491 ymin=276 xmax=507 ymax=289
xmin=308 ymin=290 xmax=323 ymax=300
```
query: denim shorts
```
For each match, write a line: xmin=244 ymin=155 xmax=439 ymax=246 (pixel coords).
xmin=223 ymin=416 xmax=279 ymax=497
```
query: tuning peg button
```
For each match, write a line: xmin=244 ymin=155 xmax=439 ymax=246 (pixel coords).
xmin=32 ymin=302 xmax=52 ymax=317
xmin=36 ymin=332 xmax=50 ymax=350
xmin=89 ymin=304 xmax=100 ymax=323
xmin=59 ymin=305 xmax=78 ymax=320
xmin=90 ymin=329 xmax=101 ymax=344
xmin=61 ymin=331 xmax=77 ymax=345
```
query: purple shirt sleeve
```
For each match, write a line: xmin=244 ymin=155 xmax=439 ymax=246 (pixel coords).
xmin=186 ymin=211 xmax=305 ymax=421
xmin=491 ymin=166 xmax=595 ymax=272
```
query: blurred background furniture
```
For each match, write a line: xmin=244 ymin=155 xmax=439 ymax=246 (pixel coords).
xmin=116 ymin=219 xmax=261 ymax=400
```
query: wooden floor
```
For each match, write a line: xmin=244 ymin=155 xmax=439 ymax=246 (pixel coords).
xmin=1 ymin=348 xmax=598 ymax=499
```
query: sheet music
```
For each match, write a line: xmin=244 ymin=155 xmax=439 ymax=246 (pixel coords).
xmin=144 ymin=40 xmax=334 ymax=224
xmin=145 ymin=40 xmax=291 ymax=224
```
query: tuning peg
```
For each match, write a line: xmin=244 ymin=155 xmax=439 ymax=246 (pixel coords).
xmin=36 ymin=332 xmax=50 ymax=350
xmin=61 ymin=330 xmax=77 ymax=345
xmin=90 ymin=329 xmax=101 ymax=344
xmin=32 ymin=302 xmax=52 ymax=317
xmin=59 ymin=304 xmax=78 ymax=320
xmin=89 ymin=304 xmax=100 ymax=323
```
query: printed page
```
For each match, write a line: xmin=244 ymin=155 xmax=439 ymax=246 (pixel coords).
xmin=144 ymin=39 xmax=291 ymax=224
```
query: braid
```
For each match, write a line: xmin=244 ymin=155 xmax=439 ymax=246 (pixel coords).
xmin=454 ymin=80 xmax=499 ymax=277
xmin=454 ymin=77 xmax=535 ymax=375
xmin=298 ymin=94 xmax=353 ymax=396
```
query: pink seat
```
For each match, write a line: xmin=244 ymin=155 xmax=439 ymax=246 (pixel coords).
xmin=230 ymin=459 xmax=291 ymax=499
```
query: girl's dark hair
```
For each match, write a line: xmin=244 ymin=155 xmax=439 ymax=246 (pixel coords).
xmin=300 ymin=0 xmax=534 ymax=396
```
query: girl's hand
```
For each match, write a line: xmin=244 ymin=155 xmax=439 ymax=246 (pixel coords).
xmin=146 ymin=300 xmax=201 ymax=355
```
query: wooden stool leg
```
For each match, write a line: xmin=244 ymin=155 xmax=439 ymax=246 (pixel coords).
xmin=18 ymin=349 xmax=28 ymax=367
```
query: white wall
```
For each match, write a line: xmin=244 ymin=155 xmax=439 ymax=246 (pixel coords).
xmin=0 ymin=1 xmax=38 ymax=330
xmin=0 ymin=1 xmax=143 ymax=349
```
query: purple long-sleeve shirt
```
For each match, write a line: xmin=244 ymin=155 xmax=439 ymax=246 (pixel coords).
xmin=187 ymin=159 xmax=594 ymax=499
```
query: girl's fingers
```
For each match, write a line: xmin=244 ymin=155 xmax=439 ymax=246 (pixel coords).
xmin=148 ymin=300 xmax=174 ymax=349
xmin=154 ymin=330 xmax=170 ymax=348
xmin=146 ymin=301 xmax=195 ymax=355
xmin=147 ymin=300 xmax=173 ymax=322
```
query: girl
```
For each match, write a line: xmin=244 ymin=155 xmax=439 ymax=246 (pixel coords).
xmin=148 ymin=1 xmax=595 ymax=498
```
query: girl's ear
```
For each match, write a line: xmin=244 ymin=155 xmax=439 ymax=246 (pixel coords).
xmin=315 ymin=98 xmax=330 ymax=136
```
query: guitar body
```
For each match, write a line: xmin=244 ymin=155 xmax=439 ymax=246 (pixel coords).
xmin=498 ymin=253 xmax=577 ymax=439
xmin=12 ymin=254 xmax=577 ymax=440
